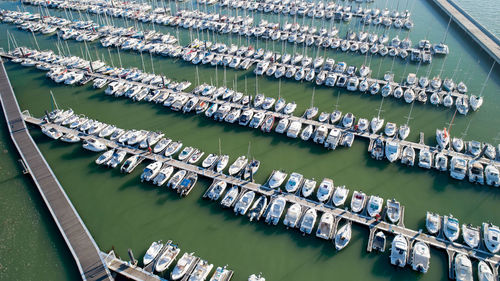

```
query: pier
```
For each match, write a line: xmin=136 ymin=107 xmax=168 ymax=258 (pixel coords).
xmin=22 ymin=113 xmax=500 ymax=279
xmin=0 ymin=60 xmax=113 ymax=281
xmin=101 ymin=251 xmax=167 ymax=281
xmin=430 ymin=0 xmax=500 ymax=64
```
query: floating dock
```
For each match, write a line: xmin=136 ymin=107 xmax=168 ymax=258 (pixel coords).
xmin=101 ymin=250 xmax=167 ymax=281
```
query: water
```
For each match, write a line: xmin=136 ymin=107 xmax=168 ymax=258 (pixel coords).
xmin=0 ymin=0 xmax=499 ymax=280
xmin=454 ymin=0 xmax=500 ymax=38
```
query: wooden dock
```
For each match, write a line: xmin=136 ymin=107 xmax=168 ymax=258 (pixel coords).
xmin=0 ymin=60 xmax=114 ymax=281
xmin=431 ymin=0 xmax=500 ymax=64
xmin=100 ymin=251 xmax=167 ymax=281
xmin=22 ymin=115 xmax=500 ymax=278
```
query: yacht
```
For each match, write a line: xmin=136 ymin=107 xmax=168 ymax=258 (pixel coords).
xmin=155 ymin=243 xmax=180 ymax=272
xmin=478 ymin=261 xmax=494 ymax=281
xmin=144 ymin=241 xmax=163 ymax=266
xmin=483 ymin=223 xmax=500 ymax=254
xmin=385 ymin=140 xmax=401 ymax=163
xmin=221 ymin=186 xmax=239 ymax=208
xmin=316 ymin=178 xmax=334 ymax=202
xmin=454 ymin=254 xmax=472 ymax=281
xmin=367 ymin=196 xmax=383 ymax=217
xmin=234 ymin=191 xmax=255 ymax=215
xmin=411 ymin=242 xmax=430 ymax=273
xmin=332 ymin=186 xmax=349 ymax=207
xmin=285 ymin=172 xmax=303 ymax=193
xmin=462 ymin=224 xmax=480 ymax=248
xmin=426 ymin=212 xmax=441 ymax=235
xmin=83 ymin=138 xmax=107 ymax=152
xmin=248 ymin=195 xmax=268 ymax=222
xmin=153 ymin=165 xmax=175 ymax=186
xmin=171 ymin=252 xmax=197 ymax=280
xmin=390 ymin=235 xmax=408 ymax=267
xmin=468 ymin=161 xmax=484 ymax=184
xmin=444 ymin=215 xmax=460 ymax=242
xmin=335 ymin=222 xmax=352 ymax=251
xmin=485 ymin=165 xmax=500 ymax=187
xmin=316 ymin=213 xmax=334 ymax=240
xmin=265 ymin=196 xmax=286 ymax=225
xmin=267 ymin=170 xmax=287 ymax=189
xmin=301 ymin=179 xmax=317 ymax=198
xmin=418 ymin=149 xmax=432 ymax=169
xmin=283 ymin=203 xmax=302 ymax=228
xmin=350 ymin=191 xmax=367 ymax=213
xmin=299 ymin=208 xmax=317 ymax=235
xmin=386 ymin=199 xmax=401 ymax=224
xmin=228 ymin=156 xmax=248 ymax=175
xmin=450 ymin=156 xmax=467 ymax=180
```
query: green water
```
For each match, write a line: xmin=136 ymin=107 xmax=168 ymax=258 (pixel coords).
xmin=0 ymin=0 xmax=499 ymax=280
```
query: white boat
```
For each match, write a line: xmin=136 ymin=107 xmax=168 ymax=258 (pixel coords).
xmin=216 ymin=155 xmax=229 ymax=173
xmin=221 ymin=186 xmax=239 ymax=208
xmin=168 ymin=170 xmax=187 ymax=189
xmin=401 ymin=146 xmax=415 ymax=166
xmin=390 ymin=235 xmax=408 ymax=267
xmin=411 ymin=242 xmax=430 ymax=273
xmin=299 ymin=208 xmax=317 ymax=234
xmin=155 ymin=244 xmax=180 ymax=272
xmin=60 ymin=132 xmax=80 ymax=143
xmin=385 ymin=140 xmax=401 ymax=162
xmin=121 ymin=155 xmax=140 ymax=174
xmin=335 ymin=222 xmax=352 ymax=251
xmin=384 ymin=122 xmax=397 ymax=137
xmin=478 ymin=261 xmax=494 ymax=281
xmin=141 ymin=161 xmax=163 ymax=182
xmin=301 ymin=179 xmax=317 ymax=198
xmin=455 ymin=254 xmax=472 ymax=281
xmin=386 ymin=199 xmax=401 ymax=224
xmin=462 ymin=224 xmax=480 ymax=248
xmin=450 ymin=156 xmax=467 ymax=180
xmin=188 ymin=259 xmax=213 ymax=281
xmin=164 ymin=141 xmax=183 ymax=157
xmin=265 ymin=196 xmax=286 ymax=225
xmin=248 ymin=195 xmax=268 ymax=221
xmin=444 ymin=215 xmax=460 ymax=242
xmin=234 ymin=191 xmax=255 ymax=215
xmin=468 ymin=160 xmax=484 ymax=185
xmin=418 ymin=149 xmax=432 ymax=169
xmin=95 ymin=149 xmax=114 ymax=165
xmin=367 ymin=195 xmax=383 ymax=217
xmin=283 ymin=203 xmax=302 ymax=228
xmin=485 ymin=165 xmax=500 ymax=187
xmin=426 ymin=212 xmax=441 ymax=235
xmin=350 ymin=191 xmax=367 ymax=213
xmin=370 ymin=117 xmax=384 ymax=133
xmin=285 ymin=172 xmax=303 ymax=193
xmin=483 ymin=223 xmax=500 ymax=254
xmin=248 ymin=273 xmax=265 ymax=281
xmin=316 ymin=178 xmax=334 ymax=202
xmin=229 ymin=156 xmax=248 ymax=175
xmin=171 ymin=252 xmax=197 ymax=280
xmin=209 ymin=266 xmax=231 ymax=281
xmin=452 ymin=137 xmax=464 ymax=152
xmin=83 ymin=138 xmax=107 ymax=152
xmin=267 ymin=170 xmax=287 ymax=189
xmin=436 ymin=128 xmax=450 ymax=149
xmin=202 ymin=154 xmax=219 ymax=168
xmin=316 ymin=212 xmax=334 ymax=240
xmin=143 ymin=241 xmax=163 ymax=266
xmin=41 ymin=125 xmax=63 ymax=140
xmin=153 ymin=165 xmax=175 ymax=186
xmin=178 ymin=146 xmax=195 ymax=161
xmin=332 ymin=185 xmax=349 ymax=207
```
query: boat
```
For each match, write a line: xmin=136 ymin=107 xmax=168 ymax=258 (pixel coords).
xmin=462 ymin=224 xmax=480 ymax=248
xmin=418 ymin=149 xmax=432 ymax=169
xmin=155 ymin=243 xmax=180 ymax=272
xmin=188 ymin=150 xmax=205 ymax=164
xmin=367 ymin=196 xmax=383 ymax=217
xmin=153 ymin=165 xmax=175 ymax=186
xmin=454 ymin=254 xmax=472 ymax=281
xmin=221 ymin=186 xmax=239 ymax=208
xmin=299 ymin=208 xmax=317 ymax=235
xmin=265 ymin=196 xmax=286 ymax=225
xmin=444 ymin=215 xmax=460 ymax=242
xmin=60 ymin=132 xmax=80 ymax=143
xmin=168 ymin=170 xmax=187 ymax=190
xmin=371 ymin=138 xmax=385 ymax=160
xmin=209 ymin=266 xmax=232 ymax=281
xmin=301 ymin=179 xmax=317 ymax=198
xmin=248 ymin=195 xmax=268 ymax=222
xmin=316 ymin=178 xmax=334 ymax=202
xmin=390 ymin=235 xmax=408 ymax=267
xmin=426 ymin=212 xmax=441 ymax=235
xmin=478 ymin=261 xmax=494 ymax=281
xmin=468 ymin=160 xmax=484 ymax=185
xmin=386 ymin=199 xmax=401 ymax=224
xmin=350 ymin=191 xmax=367 ymax=213
xmin=202 ymin=154 xmax=218 ymax=168
xmin=452 ymin=137 xmax=464 ymax=152
xmin=316 ymin=213 xmax=334 ymax=240
xmin=248 ymin=273 xmax=265 ymax=281
xmin=164 ymin=141 xmax=183 ymax=157
xmin=285 ymin=172 xmax=303 ymax=193
xmin=385 ymin=140 xmax=401 ymax=162
xmin=401 ymin=146 xmax=415 ymax=166
xmin=95 ymin=149 xmax=114 ymax=165
xmin=483 ymin=223 xmax=500 ymax=254
xmin=330 ymin=110 xmax=342 ymax=124
xmin=121 ymin=155 xmax=141 ymax=173
xmin=228 ymin=156 xmax=248 ymax=175
xmin=485 ymin=165 xmax=500 ymax=187
xmin=216 ymin=155 xmax=229 ymax=173
xmin=436 ymin=128 xmax=450 ymax=149
xmin=342 ymin=112 xmax=355 ymax=129
xmin=370 ymin=117 xmax=384 ymax=134
xmin=434 ymin=152 xmax=448 ymax=171
xmin=82 ymin=138 xmax=107 ymax=152
xmin=283 ymin=203 xmax=302 ymax=228
xmin=300 ymin=124 xmax=314 ymax=141
xmin=372 ymin=231 xmax=386 ymax=252
xmin=385 ymin=122 xmax=397 ymax=137
xmin=266 ymin=170 xmax=287 ymax=189
xmin=411 ymin=242 xmax=430 ymax=273
xmin=41 ymin=125 xmax=63 ymax=139
xmin=178 ymin=146 xmax=195 ymax=161
xmin=206 ymin=180 xmax=227 ymax=201
xmin=141 ymin=161 xmax=163 ymax=182
xmin=171 ymin=252 xmax=197 ymax=280
xmin=234 ymin=191 xmax=255 ymax=215
xmin=188 ymin=259 xmax=213 ymax=281
xmin=335 ymin=221 xmax=352 ymax=251
xmin=177 ymin=172 xmax=198 ymax=196
xmin=143 ymin=241 xmax=163 ymax=266
xmin=450 ymin=156 xmax=468 ymax=180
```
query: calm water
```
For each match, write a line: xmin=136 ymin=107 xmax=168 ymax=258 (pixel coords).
xmin=0 ymin=0 xmax=499 ymax=280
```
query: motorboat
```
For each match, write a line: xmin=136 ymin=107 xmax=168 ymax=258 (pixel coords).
xmin=188 ymin=150 xmax=205 ymax=164
xmin=452 ymin=137 xmax=464 ymax=152
xmin=330 ymin=110 xmax=342 ymax=124
xmin=418 ymin=149 xmax=432 ymax=169
xmin=370 ymin=117 xmax=384 ymax=134
xmin=178 ymin=146 xmax=195 ymax=161
xmin=483 ymin=223 xmax=500 ymax=254
xmin=454 ymin=254 xmax=472 ymax=281
xmin=209 ymin=266 xmax=232 ymax=281
xmin=95 ymin=150 xmax=114 ymax=165
xmin=234 ymin=191 xmax=256 ymax=215
xmin=386 ymin=199 xmax=401 ymax=224
xmin=367 ymin=195 xmax=383 ymax=217
xmin=248 ymin=195 xmax=268 ymax=222
xmin=229 ymin=156 xmax=248 ymax=175
xmin=144 ymin=241 xmax=163 ymax=266
xmin=426 ymin=212 xmax=441 ymax=235
xmin=155 ymin=243 xmax=180 ymax=272
xmin=468 ymin=160 xmax=484 ymax=184
xmin=356 ymin=118 xmax=369 ymax=132
xmin=390 ymin=235 xmax=408 ymax=267
xmin=188 ymin=259 xmax=213 ymax=281
xmin=350 ymin=191 xmax=367 ymax=213
xmin=450 ymin=156 xmax=467 ymax=180
xmin=316 ymin=213 xmax=334 ymax=240
xmin=332 ymin=185 xmax=349 ymax=207
xmin=385 ymin=140 xmax=401 ymax=163
xmin=221 ymin=186 xmax=239 ymax=208
xmin=342 ymin=112 xmax=355 ymax=129
xmin=267 ymin=170 xmax=287 ymax=189
xmin=434 ymin=152 xmax=448 ymax=171
xmin=478 ymin=261 xmax=494 ymax=281
xmin=468 ymin=140 xmax=482 ymax=157
xmin=372 ymin=231 xmax=387 ymax=252
xmin=304 ymin=107 xmax=318 ymax=120
xmin=398 ymin=124 xmax=410 ymax=140
xmin=105 ymin=149 xmax=126 ymax=168
xmin=41 ymin=125 xmax=63 ymax=140
xmin=301 ymin=179 xmax=317 ymax=198
xmin=265 ymin=196 xmax=286 ymax=225
xmin=165 ymin=141 xmax=183 ymax=157
xmin=121 ymin=155 xmax=141 ymax=174
xmin=60 ymin=132 xmax=80 ymax=143
xmin=299 ymin=208 xmax=317 ymax=235
xmin=444 ymin=215 xmax=460 ymax=242
xmin=216 ymin=155 xmax=229 ymax=173
xmin=300 ymin=124 xmax=314 ymax=141
xmin=401 ymin=146 xmax=415 ymax=166
xmin=335 ymin=222 xmax=352 ymax=251
xmin=283 ymin=203 xmax=302 ymax=228
xmin=285 ymin=172 xmax=303 ymax=193
xmin=206 ymin=180 xmax=227 ymax=201
xmin=371 ymin=138 xmax=384 ymax=160
xmin=485 ymin=165 xmax=500 ymax=187
xmin=83 ymin=138 xmax=107 ymax=152
xmin=248 ymin=273 xmax=265 ymax=281
xmin=411 ymin=242 xmax=430 ymax=273
xmin=316 ymin=178 xmax=334 ymax=202
xmin=462 ymin=224 xmax=480 ymax=248
xmin=384 ymin=122 xmax=397 ymax=137
xmin=171 ymin=252 xmax=197 ymax=280
xmin=168 ymin=170 xmax=187 ymax=190
xmin=202 ymin=154 xmax=218 ymax=168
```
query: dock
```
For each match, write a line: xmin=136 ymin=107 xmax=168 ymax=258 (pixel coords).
xmin=101 ymin=251 xmax=167 ymax=281
xmin=430 ymin=0 xmax=500 ymax=64
xmin=0 ymin=60 xmax=114 ymax=281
